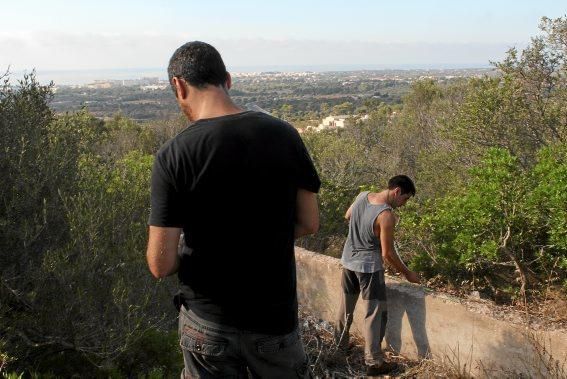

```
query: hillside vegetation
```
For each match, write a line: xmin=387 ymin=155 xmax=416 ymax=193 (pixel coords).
xmin=1 ymin=16 xmax=565 ymax=376
xmin=300 ymin=17 xmax=567 ymax=309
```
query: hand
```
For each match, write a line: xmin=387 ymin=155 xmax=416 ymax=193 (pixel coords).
xmin=405 ymin=271 xmax=421 ymax=284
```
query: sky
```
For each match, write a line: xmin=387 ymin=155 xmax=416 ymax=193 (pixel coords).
xmin=2 ymin=0 xmax=565 ymax=82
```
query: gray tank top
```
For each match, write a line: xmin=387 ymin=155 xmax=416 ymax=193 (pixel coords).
xmin=341 ymin=191 xmax=392 ymax=273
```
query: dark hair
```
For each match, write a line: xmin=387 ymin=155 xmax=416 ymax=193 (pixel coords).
xmin=167 ymin=41 xmax=228 ymax=92
xmin=388 ymin=175 xmax=416 ymax=196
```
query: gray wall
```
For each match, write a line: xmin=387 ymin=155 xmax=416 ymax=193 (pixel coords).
xmin=295 ymin=247 xmax=567 ymax=377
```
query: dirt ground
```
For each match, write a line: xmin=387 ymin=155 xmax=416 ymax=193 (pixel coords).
xmin=299 ymin=309 xmax=473 ymax=378
xmin=299 ymin=281 xmax=567 ymax=378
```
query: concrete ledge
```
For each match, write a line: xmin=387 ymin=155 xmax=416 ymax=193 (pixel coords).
xmin=295 ymin=247 xmax=567 ymax=376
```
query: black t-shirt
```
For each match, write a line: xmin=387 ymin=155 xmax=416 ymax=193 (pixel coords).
xmin=149 ymin=111 xmax=320 ymax=334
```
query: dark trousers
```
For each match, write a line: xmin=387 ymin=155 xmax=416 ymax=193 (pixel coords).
xmin=179 ymin=305 xmax=311 ymax=378
xmin=334 ymin=268 xmax=388 ymax=366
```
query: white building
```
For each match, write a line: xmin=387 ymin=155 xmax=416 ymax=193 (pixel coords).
xmin=316 ymin=115 xmax=351 ymax=131
xmin=303 ymin=114 xmax=370 ymax=133
xmin=141 ymin=84 xmax=168 ymax=91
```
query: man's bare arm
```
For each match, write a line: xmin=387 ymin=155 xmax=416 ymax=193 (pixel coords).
xmin=146 ymin=226 xmax=182 ymax=278
xmin=344 ymin=203 xmax=354 ymax=221
xmin=295 ymin=189 xmax=319 ymax=238
xmin=376 ymin=212 xmax=420 ymax=283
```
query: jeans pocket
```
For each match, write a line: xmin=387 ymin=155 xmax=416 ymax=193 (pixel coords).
xmin=256 ymin=330 xmax=300 ymax=354
xmin=180 ymin=326 xmax=228 ymax=357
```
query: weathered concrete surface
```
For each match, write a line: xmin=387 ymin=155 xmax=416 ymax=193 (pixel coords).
xmin=295 ymin=247 xmax=567 ymax=376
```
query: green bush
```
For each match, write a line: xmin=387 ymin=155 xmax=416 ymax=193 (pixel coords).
xmin=111 ymin=329 xmax=183 ymax=378
xmin=37 ymin=150 xmax=176 ymax=368
xmin=526 ymin=144 xmax=567 ymax=286
xmin=1 ymin=74 xmax=179 ymax=375
xmin=401 ymin=147 xmax=566 ymax=298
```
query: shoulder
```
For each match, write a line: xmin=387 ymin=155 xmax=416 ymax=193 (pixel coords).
xmin=376 ymin=208 xmax=395 ymax=228
xmin=350 ymin=191 xmax=368 ymax=207
xmin=263 ymin=115 xmax=301 ymax=142
xmin=357 ymin=191 xmax=370 ymax=200
xmin=154 ymin=128 xmax=196 ymax=174
xmin=253 ymin=111 xmax=294 ymax=128
xmin=155 ymin=138 xmax=174 ymax=165
xmin=211 ymin=111 xmax=300 ymax=141
xmin=240 ymin=111 xmax=298 ymax=134
xmin=155 ymin=136 xmax=179 ymax=166
xmin=157 ymin=120 xmax=209 ymax=155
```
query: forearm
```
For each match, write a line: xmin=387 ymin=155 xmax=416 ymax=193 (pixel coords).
xmin=167 ymin=252 xmax=180 ymax=276
xmin=146 ymin=226 xmax=182 ymax=278
xmin=382 ymin=249 xmax=411 ymax=276
xmin=147 ymin=248 xmax=180 ymax=278
xmin=294 ymin=189 xmax=319 ymax=239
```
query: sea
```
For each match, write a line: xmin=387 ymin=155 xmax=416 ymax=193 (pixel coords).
xmin=9 ymin=63 xmax=491 ymax=86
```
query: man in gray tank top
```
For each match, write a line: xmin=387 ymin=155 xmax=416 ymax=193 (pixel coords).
xmin=334 ymin=175 xmax=421 ymax=376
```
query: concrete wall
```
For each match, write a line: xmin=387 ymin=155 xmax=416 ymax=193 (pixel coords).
xmin=295 ymin=247 xmax=567 ymax=376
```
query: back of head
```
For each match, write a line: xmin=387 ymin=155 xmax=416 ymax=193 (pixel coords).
xmin=388 ymin=175 xmax=416 ymax=196
xmin=167 ymin=41 xmax=228 ymax=91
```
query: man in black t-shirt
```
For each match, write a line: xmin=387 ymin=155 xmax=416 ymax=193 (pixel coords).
xmin=146 ymin=41 xmax=320 ymax=378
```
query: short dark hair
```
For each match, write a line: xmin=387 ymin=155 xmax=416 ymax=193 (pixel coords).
xmin=388 ymin=175 xmax=416 ymax=196
xmin=167 ymin=41 xmax=228 ymax=92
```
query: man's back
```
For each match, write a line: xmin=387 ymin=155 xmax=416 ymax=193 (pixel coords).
xmin=341 ymin=191 xmax=391 ymax=273
xmin=150 ymin=110 xmax=320 ymax=334
xmin=147 ymin=41 xmax=319 ymax=377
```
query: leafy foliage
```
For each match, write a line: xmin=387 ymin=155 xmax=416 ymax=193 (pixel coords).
xmin=0 ymin=74 xmax=178 ymax=375
xmin=526 ymin=144 xmax=567 ymax=277
xmin=305 ymin=17 xmax=567 ymax=300
xmin=1 ymin=15 xmax=566 ymax=376
xmin=401 ymin=146 xmax=567 ymax=299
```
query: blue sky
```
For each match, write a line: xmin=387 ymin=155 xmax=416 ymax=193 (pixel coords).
xmin=2 ymin=0 xmax=565 ymax=72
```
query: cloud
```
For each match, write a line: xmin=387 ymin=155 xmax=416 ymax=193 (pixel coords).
xmin=1 ymin=31 xmax=523 ymax=71
xmin=217 ymin=39 xmax=518 ymax=67
xmin=2 ymin=31 xmax=185 ymax=70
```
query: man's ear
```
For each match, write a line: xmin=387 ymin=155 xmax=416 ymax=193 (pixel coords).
xmin=225 ymin=72 xmax=232 ymax=90
xmin=172 ymin=77 xmax=188 ymax=99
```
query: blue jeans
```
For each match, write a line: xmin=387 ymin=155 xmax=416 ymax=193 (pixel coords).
xmin=179 ymin=305 xmax=311 ymax=378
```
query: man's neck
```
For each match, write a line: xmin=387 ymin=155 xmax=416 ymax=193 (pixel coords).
xmin=185 ymin=86 xmax=243 ymax=122
xmin=368 ymin=190 xmax=391 ymax=206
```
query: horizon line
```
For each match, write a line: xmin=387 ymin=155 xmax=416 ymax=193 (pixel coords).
xmin=13 ymin=64 xmax=494 ymax=73
xmin=8 ymin=64 xmax=496 ymax=86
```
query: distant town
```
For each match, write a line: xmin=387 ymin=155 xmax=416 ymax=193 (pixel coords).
xmin=49 ymin=68 xmax=495 ymax=121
